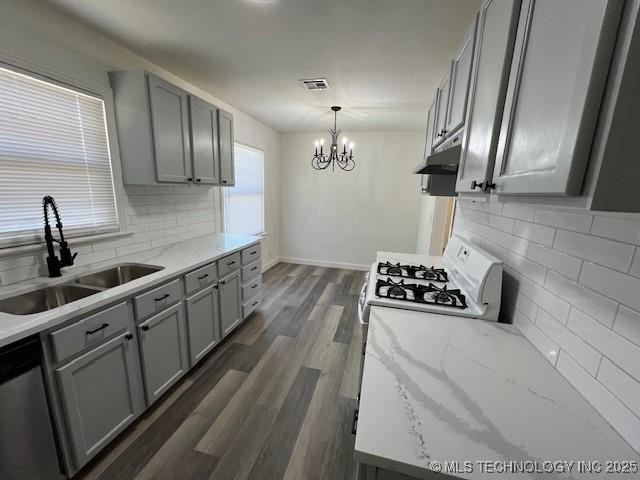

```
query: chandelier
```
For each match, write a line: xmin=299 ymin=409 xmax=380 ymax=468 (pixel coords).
xmin=312 ymin=106 xmax=355 ymax=171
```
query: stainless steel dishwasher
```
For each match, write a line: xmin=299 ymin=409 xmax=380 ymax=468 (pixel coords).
xmin=0 ymin=336 xmax=64 ymax=479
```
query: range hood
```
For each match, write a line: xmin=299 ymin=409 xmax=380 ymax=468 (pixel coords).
xmin=413 ymin=143 xmax=461 ymax=175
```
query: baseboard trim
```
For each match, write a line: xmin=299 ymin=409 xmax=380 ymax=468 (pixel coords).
xmin=261 ymin=257 xmax=281 ymax=272
xmin=279 ymin=256 xmax=370 ymax=271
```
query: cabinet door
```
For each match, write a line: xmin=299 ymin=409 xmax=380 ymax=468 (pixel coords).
xmin=219 ymin=271 xmax=242 ymax=337
xmin=432 ymin=70 xmax=452 ymax=147
xmin=456 ymin=0 xmax=521 ymax=193
xmin=420 ymin=98 xmax=437 ymax=193
xmin=138 ymin=303 xmax=188 ymax=404
xmin=185 ymin=285 xmax=221 ymax=366
xmin=446 ymin=15 xmax=479 ymax=135
xmin=189 ymin=96 xmax=220 ymax=185
xmin=218 ymin=109 xmax=235 ymax=186
xmin=493 ymin=0 xmax=623 ymax=195
xmin=147 ymin=73 xmax=192 ymax=183
xmin=56 ymin=332 xmax=143 ymax=469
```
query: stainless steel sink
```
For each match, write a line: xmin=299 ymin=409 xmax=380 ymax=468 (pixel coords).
xmin=74 ymin=264 xmax=163 ymax=289
xmin=0 ymin=285 xmax=100 ymax=315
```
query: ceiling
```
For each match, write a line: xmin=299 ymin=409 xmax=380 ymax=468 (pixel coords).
xmin=45 ymin=0 xmax=480 ymax=132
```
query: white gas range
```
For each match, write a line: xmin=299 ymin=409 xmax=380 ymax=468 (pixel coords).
xmin=358 ymin=235 xmax=503 ymax=324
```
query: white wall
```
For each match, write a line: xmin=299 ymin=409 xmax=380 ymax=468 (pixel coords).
xmin=453 ymin=197 xmax=640 ymax=452
xmin=280 ymin=131 xmax=423 ymax=269
xmin=0 ymin=0 xmax=281 ymax=283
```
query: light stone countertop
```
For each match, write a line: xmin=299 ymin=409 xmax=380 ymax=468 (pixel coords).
xmin=0 ymin=233 xmax=259 ymax=348
xmin=355 ymin=307 xmax=639 ymax=479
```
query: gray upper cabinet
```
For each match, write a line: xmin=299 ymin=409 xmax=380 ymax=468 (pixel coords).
xmin=137 ymin=303 xmax=188 ymax=405
xmin=110 ymin=71 xmax=235 ymax=187
xmin=446 ymin=15 xmax=479 ymax=135
xmin=147 ymin=74 xmax=192 ymax=183
xmin=55 ymin=332 xmax=144 ymax=469
xmin=219 ymin=271 xmax=242 ymax=337
xmin=218 ymin=109 xmax=235 ymax=186
xmin=185 ymin=285 xmax=221 ymax=366
xmin=189 ymin=95 xmax=220 ymax=185
xmin=432 ymin=71 xmax=452 ymax=148
xmin=492 ymin=0 xmax=623 ymax=196
xmin=455 ymin=0 xmax=522 ymax=194
xmin=420 ymin=98 xmax=437 ymax=193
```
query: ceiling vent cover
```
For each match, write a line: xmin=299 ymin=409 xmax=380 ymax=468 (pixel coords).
xmin=300 ymin=78 xmax=330 ymax=91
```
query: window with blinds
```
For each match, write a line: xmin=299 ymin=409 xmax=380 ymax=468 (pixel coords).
xmin=223 ymin=144 xmax=264 ymax=235
xmin=0 ymin=64 xmax=119 ymax=247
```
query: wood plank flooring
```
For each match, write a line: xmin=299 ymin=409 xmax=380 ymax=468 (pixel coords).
xmin=76 ymin=263 xmax=365 ymax=480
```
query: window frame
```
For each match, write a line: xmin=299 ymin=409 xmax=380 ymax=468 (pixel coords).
xmin=222 ymin=142 xmax=266 ymax=237
xmin=0 ymin=56 xmax=126 ymax=250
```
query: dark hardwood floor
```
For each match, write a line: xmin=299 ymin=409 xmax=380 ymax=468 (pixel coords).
xmin=76 ymin=262 xmax=365 ymax=480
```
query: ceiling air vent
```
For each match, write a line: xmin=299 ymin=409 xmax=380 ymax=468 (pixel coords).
xmin=300 ymin=78 xmax=330 ymax=91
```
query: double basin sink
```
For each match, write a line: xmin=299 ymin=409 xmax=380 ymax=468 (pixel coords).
xmin=0 ymin=264 xmax=164 ymax=315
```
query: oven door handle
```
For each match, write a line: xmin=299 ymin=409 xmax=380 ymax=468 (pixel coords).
xmin=358 ymin=281 xmax=368 ymax=325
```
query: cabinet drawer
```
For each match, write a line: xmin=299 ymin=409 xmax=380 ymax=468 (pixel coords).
xmin=241 ymin=244 xmax=261 ymax=265
xmin=184 ymin=262 xmax=218 ymax=295
xmin=218 ymin=252 xmax=241 ymax=277
xmin=242 ymin=277 xmax=262 ymax=301
xmin=50 ymin=302 xmax=129 ymax=363
xmin=242 ymin=259 xmax=261 ymax=283
xmin=134 ymin=278 xmax=182 ymax=320
xmin=243 ymin=293 xmax=262 ymax=319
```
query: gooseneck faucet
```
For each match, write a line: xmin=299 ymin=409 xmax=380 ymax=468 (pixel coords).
xmin=43 ymin=196 xmax=77 ymax=277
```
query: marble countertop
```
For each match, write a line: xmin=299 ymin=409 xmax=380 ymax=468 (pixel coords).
xmin=355 ymin=307 xmax=639 ymax=479
xmin=0 ymin=233 xmax=259 ymax=348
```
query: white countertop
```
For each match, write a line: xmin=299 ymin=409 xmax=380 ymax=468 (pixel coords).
xmin=0 ymin=233 xmax=259 ymax=348
xmin=355 ymin=307 xmax=639 ymax=479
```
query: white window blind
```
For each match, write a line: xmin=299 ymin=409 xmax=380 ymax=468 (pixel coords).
xmin=0 ymin=64 xmax=118 ymax=246
xmin=223 ymin=144 xmax=264 ymax=235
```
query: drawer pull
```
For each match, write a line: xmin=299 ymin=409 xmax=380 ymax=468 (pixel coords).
xmin=251 ymin=250 xmax=257 ymax=255
xmin=250 ymin=266 xmax=258 ymax=271
xmin=251 ymin=301 xmax=258 ymax=307
xmin=86 ymin=323 xmax=109 ymax=335
xmin=220 ymin=280 xmax=226 ymax=285
xmin=227 ymin=260 xmax=236 ymax=266
xmin=198 ymin=274 xmax=209 ymax=280
xmin=214 ymin=284 xmax=219 ymax=289
xmin=141 ymin=325 xmax=150 ymax=331
xmin=351 ymin=409 xmax=359 ymax=435
xmin=154 ymin=293 xmax=170 ymax=302
xmin=251 ymin=284 xmax=258 ymax=289
xmin=125 ymin=333 xmax=133 ymax=341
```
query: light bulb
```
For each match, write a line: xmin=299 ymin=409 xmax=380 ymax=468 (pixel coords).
xmin=320 ymin=138 xmax=325 ymax=146
xmin=343 ymin=136 xmax=348 ymax=145
xmin=314 ymin=140 xmax=319 ymax=147
xmin=350 ymin=142 xmax=355 ymax=150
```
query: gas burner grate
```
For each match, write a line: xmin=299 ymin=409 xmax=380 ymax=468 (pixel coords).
xmin=377 ymin=262 xmax=448 ymax=282
xmin=375 ymin=279 xmax=467 ymax=309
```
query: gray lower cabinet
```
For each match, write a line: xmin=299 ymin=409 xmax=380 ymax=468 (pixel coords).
xmin=185 ymin=285 xmax=221 ymax=366
xmin=219 ymin=271 xmax=242 ymax=337
xmin=218 ymin=108 xmax=235 ymax=186
xmin=55 ymin=331 xmax=144 ymax=469
xmin=189 ymin=95 xmax=220 ymax=185
xmin=137 ymin=302 xmax=189 ymax=405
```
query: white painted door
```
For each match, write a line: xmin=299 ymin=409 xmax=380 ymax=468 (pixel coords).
xmin=493 ymin=0 xmax=623 ymax=195
xmin=455 ymin=0 xmax=522 ymax=194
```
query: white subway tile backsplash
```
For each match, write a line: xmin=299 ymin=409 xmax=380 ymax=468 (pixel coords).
xmin=536 ymin=309 xmax=601 ymax=375
xmin=0 ymin=255 xmax=35 ymax=272
xmin=554 ymin=230 xmax=634 ymax=272
xmin=534 ymin=209 xmax=593 ymax=233
xmin=591 ymin=215 xmax=640 ymax=245
xmin=545 ymin=271 xmax=618 ymax=327
xmin=556 ymin=351 xmax=640 ymax=453
xmin=513 ymin=310 xmax=558 ymax=365
xmin=513 ymin=220 xmax=555 ymax=247
xmin=526 ymin=244 xmax=582 ymax=280
xmin=567 ymin=308 xmax=640 ymax=382
xmin=597 ymin=358 xmax=640 ymax=418
xmin=580 ymin=262 xmax=640 ymax=312
xmin=455 ymin=203 xmax=640 ymax=452
xmin=613 ymin=306 xmax=640 ymax=348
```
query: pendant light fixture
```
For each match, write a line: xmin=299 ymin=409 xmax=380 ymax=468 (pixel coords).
xmin=312 ymin=106 xmax=355 ymax=171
